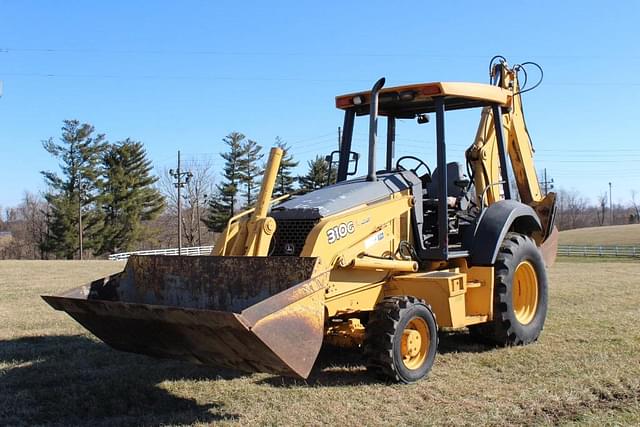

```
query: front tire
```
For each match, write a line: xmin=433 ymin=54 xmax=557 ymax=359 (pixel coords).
xmin=364 ymin=296 xmax=438 ymax=383
xmin=471 ymin=232 xmax=548 ymax=345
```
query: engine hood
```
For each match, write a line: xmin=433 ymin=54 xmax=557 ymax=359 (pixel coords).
xmin=271 ymin=171 xmax=420 ymax=220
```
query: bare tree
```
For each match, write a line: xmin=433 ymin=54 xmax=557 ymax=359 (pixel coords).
xmin=0 ymin=193 xmax=49 ymax=259
xmin=4 ymin=207 xmax=18 ymax=223
xmin=158 ymin=159 xmax=217 ymax=247
xmin=18 ymin=192 xmax=49 ymax=259
xmin=596 ymin=191 xmax=607 ymax=226
xmin=557 ymin=189 xmax=588 ymax=230
xmin=631 ymin=190 xmax=640 ymax=224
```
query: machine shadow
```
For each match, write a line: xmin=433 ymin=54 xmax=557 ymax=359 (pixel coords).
xmin=437 ymin=331 xmax=497 ymax=354
xmin=0 ymin=335 xmax=242 ymax=426
xmin=256 ymin=345 xmax=375 ymax=387
xmin=258 ymin=331 xmax=496 ymax=387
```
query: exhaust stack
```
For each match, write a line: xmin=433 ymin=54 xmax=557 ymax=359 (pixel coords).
xmin=367 ymin=77 xmax=386 ymax=182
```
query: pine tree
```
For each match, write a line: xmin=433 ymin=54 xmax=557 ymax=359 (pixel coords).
xmin=274 ymin=137 xmax=299 ymax=196
xmin=202 ymin=189 xmax=229 ymax=233
xmin=298 ymin=155 xmax=335 ymax=192
xmin=40 ymin=120 xmax=107 ymax=259
xmin=203 ymin=132 xmax=246 ymax=232
xmin=238 ymin=139 xmax=263 ymax=207
xmin=95 ymin=139 xmax=165 ymax=255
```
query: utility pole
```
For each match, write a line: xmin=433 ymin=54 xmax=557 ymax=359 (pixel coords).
xmin=194 ymin=179 xmax=201 ymax=246
xmin=170 ymin=151 xmax=192 ymax=255
xmin=609 ymin=182 xmax=613 ymax=225
xmin=539 ymin=168 xmax=554 ymax=196
xmin=338 ymin=126 xmax=342 ymax=150
xmin=77 ymin=181 xmax=87 ymax=260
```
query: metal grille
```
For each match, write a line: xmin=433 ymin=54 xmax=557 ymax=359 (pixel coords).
xmin=271 ymin=219 xmax=319 ymax=256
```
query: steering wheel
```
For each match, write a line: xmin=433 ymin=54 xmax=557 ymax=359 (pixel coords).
xmin=395 ymin=155 xmax=432 ymax=180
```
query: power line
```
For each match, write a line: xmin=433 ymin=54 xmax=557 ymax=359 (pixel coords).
xmin=537 ymin=159 xmax=640 ymax=163
xmin=3 ymin=47 xmax=640 ymax=60
xmin=287 ymin=132 xmax=337 ymax=144
xmin=0 ymin=71 xmax=376 ymax=84
xmin=536 ymin=148 xmax=640 ymax=152
xmin=2 ymin=70 xmax=640 ymax=87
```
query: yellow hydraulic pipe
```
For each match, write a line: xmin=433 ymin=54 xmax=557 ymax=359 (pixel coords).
xmin=253 ymin=147 xmax=283 ymax=220
xmin=349 ymin=257 xmax=418 ymax=272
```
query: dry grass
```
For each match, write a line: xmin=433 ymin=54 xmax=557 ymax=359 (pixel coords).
xmin=1 ymin=259 xmax=640 ymax=426
xmin=559 ymin=223 xmax=640 ymax=246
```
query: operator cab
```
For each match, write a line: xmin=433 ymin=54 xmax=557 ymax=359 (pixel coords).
xmin=333 ymin=80 xmax=512 ymax=260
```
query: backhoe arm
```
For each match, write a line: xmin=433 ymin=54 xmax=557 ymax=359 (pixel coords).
xmin=466 ymin=61 xmax=557 ymax=244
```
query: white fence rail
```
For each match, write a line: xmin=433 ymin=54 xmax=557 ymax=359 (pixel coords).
xmin=108 ymin=245 xmax=214 ymax=261
xmin=109 ymin=244 xmax=639 ymax=261
xmin=558 ymin=245 xmax=640 ymax=258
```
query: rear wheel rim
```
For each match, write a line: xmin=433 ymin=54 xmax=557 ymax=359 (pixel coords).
xmin=513 ymin=260 xmax=539 ymax=325
xmin=401 ymin=317 xmax=429 ymax=370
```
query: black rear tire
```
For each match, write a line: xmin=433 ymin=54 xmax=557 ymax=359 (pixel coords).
xmin=471 ymin=232 xmax=548 ymax=345
xmin=364 ymin=296 xmax=438 ymax=383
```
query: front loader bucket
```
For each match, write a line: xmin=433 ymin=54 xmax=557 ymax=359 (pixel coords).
xmin=42 ymin=256 xmax=330 ymax=379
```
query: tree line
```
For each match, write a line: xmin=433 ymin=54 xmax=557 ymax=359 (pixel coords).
xmin=202 ymin=132 xmax=334 ymax=231
xmin=5 ymin=119 xmax=637 ymax=260
xmin=555 ymin=188 xmax=640 ymax=230
xmin=39 ymin=120 xmax=165 ymax=259
xmin=0 ymin=120 xmax=336 ymax=259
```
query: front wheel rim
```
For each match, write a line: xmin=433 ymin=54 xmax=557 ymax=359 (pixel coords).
xmin=512 ymin=260 xmax=539 ymax=325
xmin=400 ymin=317 xmax=430 ymax=370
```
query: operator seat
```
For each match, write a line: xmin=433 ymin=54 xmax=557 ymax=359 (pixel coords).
xmin=426 ymin=162 xmax=470 ymax=208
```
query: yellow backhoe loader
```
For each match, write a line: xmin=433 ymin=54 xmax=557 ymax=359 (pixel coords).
xmin=43 ymin=57 xmax=558 ymax=383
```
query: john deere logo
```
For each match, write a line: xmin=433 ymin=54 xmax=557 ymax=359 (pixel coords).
xmin=284 ymin=243 xmax=295 ymax=255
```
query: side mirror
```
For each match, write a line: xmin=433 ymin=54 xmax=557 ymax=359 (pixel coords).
xmin=325 ymin=151 xmax=338 ymax=187
xmin=326 ymin=150 xmax=360 ymax=177
xmin=348 ymin=152 xmax=359 ymax=176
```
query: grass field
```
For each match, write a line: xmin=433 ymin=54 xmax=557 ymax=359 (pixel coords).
xmin=1 ymin=260 xmax=639 ymax=426
xmin=559 ymin=223 xmax=640 ymax=246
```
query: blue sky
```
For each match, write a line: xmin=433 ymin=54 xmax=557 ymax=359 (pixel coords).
xmin=1 ymin=1 xmax=639 ymax=207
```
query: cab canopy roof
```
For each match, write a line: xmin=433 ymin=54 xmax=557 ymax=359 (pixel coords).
xmin=335 ymin=82 xmax=510 ymax=118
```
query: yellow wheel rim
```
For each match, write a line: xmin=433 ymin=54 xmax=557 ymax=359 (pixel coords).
xmin=401 ymin=317 xmax=430 ymax=370
xmin=513 ymin=260 xmax=539 ymax=325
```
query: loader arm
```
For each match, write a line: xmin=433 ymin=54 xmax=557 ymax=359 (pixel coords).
xmin=466 ymin=61 xmax=557 ymax=246
xmin=213 ymin=147 xmax=286 ymax=256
